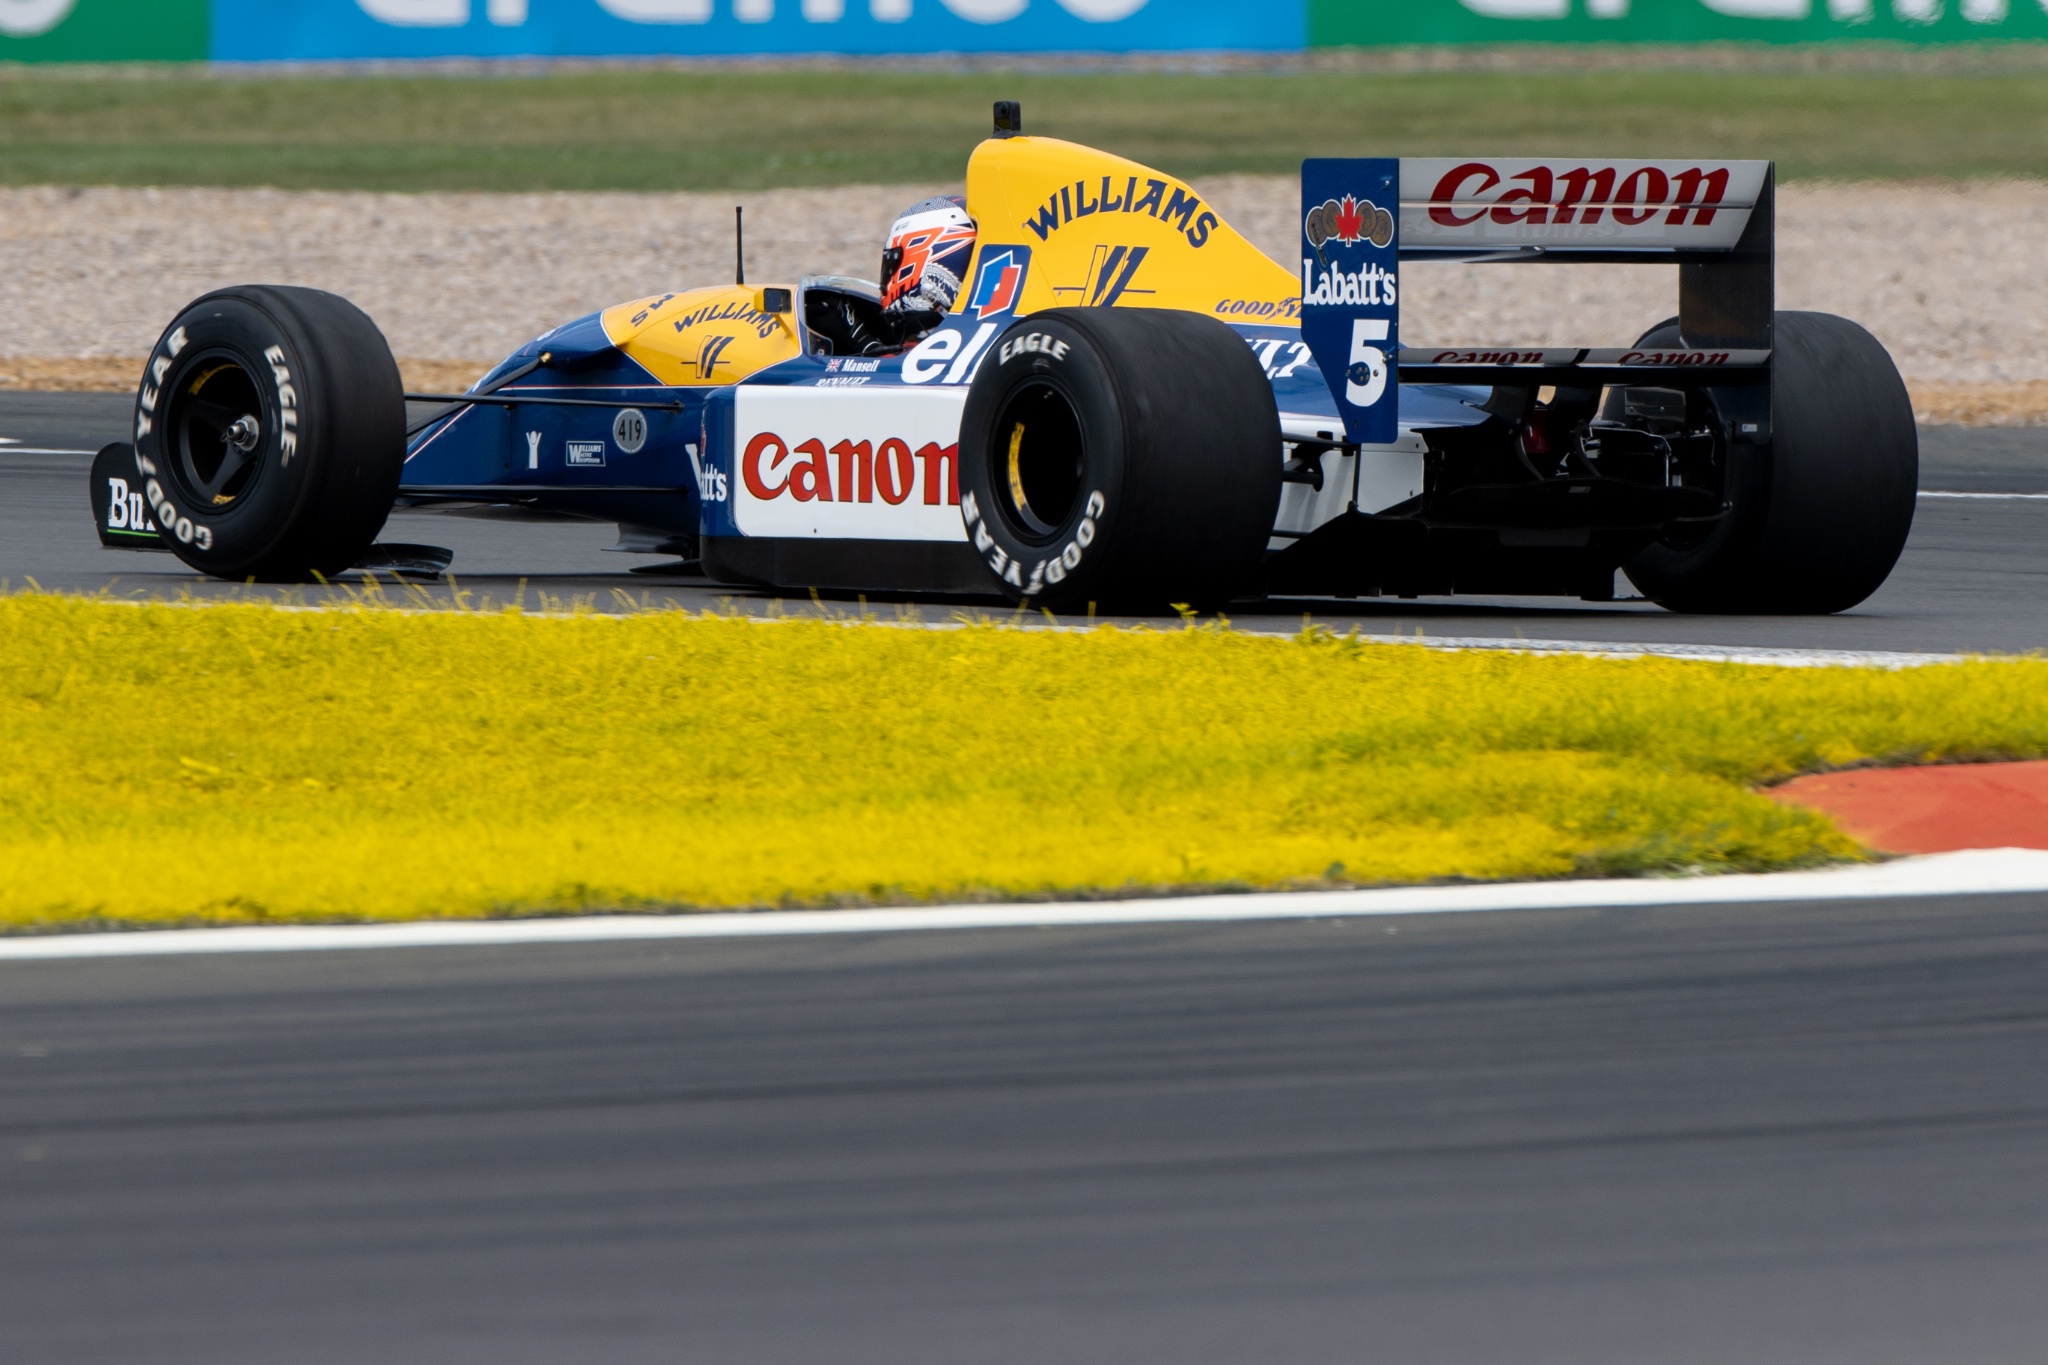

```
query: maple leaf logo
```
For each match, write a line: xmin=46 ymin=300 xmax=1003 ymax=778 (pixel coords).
xmin=1333 ymin=195 xmax=1366 ymax=244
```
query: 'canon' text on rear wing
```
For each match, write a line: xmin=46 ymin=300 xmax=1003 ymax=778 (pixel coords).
xmin=1397 ymin=158 xmax=1772 ymax=260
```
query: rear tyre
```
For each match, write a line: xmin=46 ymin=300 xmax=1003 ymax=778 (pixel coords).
xmin=957 ymin=308 xmax=1281 ymax=612
xmin=1624 ymin=310 xmax=1917 ymax=614
xmin=132 ymin=285 xmax=405 ymax=581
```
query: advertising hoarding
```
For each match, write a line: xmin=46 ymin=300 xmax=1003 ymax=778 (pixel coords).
xmin=0 ymin=0 xmax=207 ymax=61
xmin=1312 ymin=0 xmax=2048 ymax=45
xmin=5 ymin=0 xmax=2042 ymax=67
xmin=209 ymin=0 xmax=1300 ymax=59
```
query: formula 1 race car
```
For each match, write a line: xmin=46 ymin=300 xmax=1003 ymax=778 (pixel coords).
xmin=94 ymin=102 xmax=1917 ymax=613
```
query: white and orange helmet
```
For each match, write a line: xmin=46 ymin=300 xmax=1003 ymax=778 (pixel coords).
xmin=880 ymin=195 xmax=977 ymax=319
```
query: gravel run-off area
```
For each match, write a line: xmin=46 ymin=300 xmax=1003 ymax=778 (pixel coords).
xmin=2 ymin=178 xmax=2040 ymax=423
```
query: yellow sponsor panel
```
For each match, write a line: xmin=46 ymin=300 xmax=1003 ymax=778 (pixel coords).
xmin=963 ymin=136 xmax=1299 ymax=325
xmin=601 ymin=285 xmax=801 ymax=387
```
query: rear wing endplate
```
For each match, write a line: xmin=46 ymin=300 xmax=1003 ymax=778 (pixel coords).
xmin=1298 ymin=157 xmax=1775 ymax=446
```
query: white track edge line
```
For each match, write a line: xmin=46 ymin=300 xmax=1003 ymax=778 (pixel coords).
xmin=6 ymin=849 xmax=2048 ymax=961
xmin=11 ymin=593 xmax=2004 ymax=669
xmin=1334 ymin=635 xmax=1974 ymax=668
xmin=1918 ymin=490 xmax=2048 ymax=501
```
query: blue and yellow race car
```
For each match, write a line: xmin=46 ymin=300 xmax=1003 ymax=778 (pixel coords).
xmin=95 ymin=103 xmax=1916 ymax=613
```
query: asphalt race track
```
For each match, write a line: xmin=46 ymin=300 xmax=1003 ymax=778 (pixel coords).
xmin=9 ymin=394 xmax=2048 ymax=1360
xmin=6 ymin=895 xmax=2048 ymax=1364
xmin=6 ymin=391 xmax=2047 ymax=654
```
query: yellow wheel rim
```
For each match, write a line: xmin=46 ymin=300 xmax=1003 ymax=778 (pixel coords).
xmin=1006 ymin=421 xmax=1029 ymax=521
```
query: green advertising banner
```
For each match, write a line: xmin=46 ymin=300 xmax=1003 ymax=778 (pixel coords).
xmin=2 ymin=0 xmax=2044 ymax=63
xmin=0 ymin=0 xmax=207 ymax=62
xmin=1312 ymin=0 xmax=2048 ymax=45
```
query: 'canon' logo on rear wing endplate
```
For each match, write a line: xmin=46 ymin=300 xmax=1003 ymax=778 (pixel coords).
xmin=1398 ymin=158 xmax=1770 ymax=256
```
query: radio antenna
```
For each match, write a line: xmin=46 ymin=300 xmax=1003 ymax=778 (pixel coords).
xmin=735 ymin=205 xmax=745 ymax=286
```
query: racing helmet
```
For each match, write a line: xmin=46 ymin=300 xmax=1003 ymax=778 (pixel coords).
xmin=880 ymin=195 xmax=976 ymax=320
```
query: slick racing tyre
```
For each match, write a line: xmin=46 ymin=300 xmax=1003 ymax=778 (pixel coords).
xmin=1621 ymin=311 xmax=1917 ymax=615
xmin=131 ymin=285 xmax=405 ymax=581
xmin=958 ymin=308 xmax=1281 ymax=611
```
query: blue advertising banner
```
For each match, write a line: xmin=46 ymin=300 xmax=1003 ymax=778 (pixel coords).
xmin=210 ymin=0 xmax=1301 ymax=60
xmin=1298 ymin=157 xmax=1398 ymax=446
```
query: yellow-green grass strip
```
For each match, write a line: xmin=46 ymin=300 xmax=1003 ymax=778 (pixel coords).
xmin=5 ymin=593 xmax=2047 ymax=932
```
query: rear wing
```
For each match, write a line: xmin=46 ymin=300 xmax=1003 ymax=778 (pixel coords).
xmin=1299 ymin=157 xmax=1774 ymax=446
xmin=1398 ymin=158 xmax=1771 ymax=259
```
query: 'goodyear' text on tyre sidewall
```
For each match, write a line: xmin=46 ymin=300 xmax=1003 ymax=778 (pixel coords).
xmin=958 ymin=316 xmax=1128 ymax=608
xmin=133 ymin=296 xmax=320 ymax=575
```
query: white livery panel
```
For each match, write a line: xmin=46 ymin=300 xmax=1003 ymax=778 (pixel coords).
xmin=731 ymin=387 xmax=970 ymax=542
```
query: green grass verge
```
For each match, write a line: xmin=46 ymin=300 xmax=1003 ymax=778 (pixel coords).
xmin=2 ymin=65 xmax=2046 ymax=190
xmin=5 ymin=593 xmax=2048 ymax=930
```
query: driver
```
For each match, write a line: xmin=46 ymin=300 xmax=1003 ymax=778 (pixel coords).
xmin=877 ymin=195 xmax=976 ymax=348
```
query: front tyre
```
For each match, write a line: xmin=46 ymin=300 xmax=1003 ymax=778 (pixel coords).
xmin=1625 ymin=310 xmax=1917 ymax=615
xmin=957 ymin=308 xmax=1281 ymax=612
xmin=133 ymin=285 xmax=405 ymax=581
